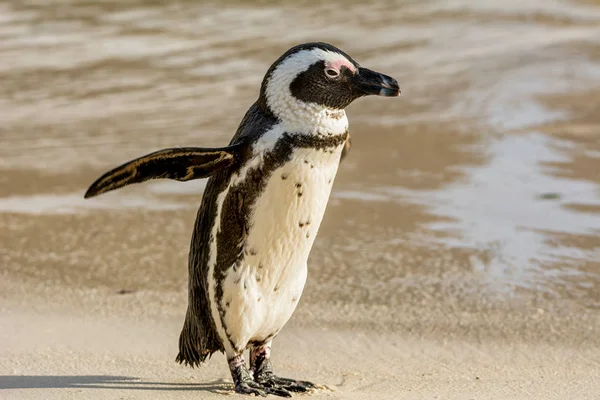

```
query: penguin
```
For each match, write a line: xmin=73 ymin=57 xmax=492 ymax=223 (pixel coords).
xmin=85 ymin=42 xmax=400 ymax=397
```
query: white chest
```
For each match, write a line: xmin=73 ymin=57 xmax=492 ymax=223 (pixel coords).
xmin=247 ymin=143 xmax=343 ymax=281
xmin=219 ymin=141 xmax=344 ymax=348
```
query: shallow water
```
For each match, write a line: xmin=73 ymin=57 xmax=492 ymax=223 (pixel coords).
xmin=1 ymin=0 xmax=600 ymax=313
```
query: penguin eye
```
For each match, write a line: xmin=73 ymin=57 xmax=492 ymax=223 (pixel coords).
xmin=324 ymin=68 xmax=339 ymax=79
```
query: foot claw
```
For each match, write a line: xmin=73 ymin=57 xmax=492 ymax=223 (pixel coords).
xmin=235 ymin=381 xmax=267 ymax=397
xmin=265 ymin=386 xmax=292 ymax=398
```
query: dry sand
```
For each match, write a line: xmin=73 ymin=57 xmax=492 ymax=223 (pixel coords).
xmin=2 ymin=272 xmax=599 ymax=400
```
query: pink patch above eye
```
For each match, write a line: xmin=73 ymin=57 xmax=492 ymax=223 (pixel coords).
xmin=326 ymin=58 xmax=356 ymax=73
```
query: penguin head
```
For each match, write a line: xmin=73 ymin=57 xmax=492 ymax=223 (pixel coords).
xmin=259 ymin=42 xmax=400 ymax=119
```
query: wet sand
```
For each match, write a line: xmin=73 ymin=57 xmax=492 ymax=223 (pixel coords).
xmin=2 ymin=0 xmax=600 ymax=398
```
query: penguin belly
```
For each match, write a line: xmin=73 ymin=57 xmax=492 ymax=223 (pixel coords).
xmin=219 ymin=144 xmax=344 ymax=351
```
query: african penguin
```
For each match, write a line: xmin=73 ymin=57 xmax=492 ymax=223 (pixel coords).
xmin=85 ymin=42 xmax=400 ymax=397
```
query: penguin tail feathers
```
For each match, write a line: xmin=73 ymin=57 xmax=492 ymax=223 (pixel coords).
xmin=84 ymin=145 xmax=244 ymax=199
xmin=176 ymin=307 xmax=224 ymax=368
xmin=175 ymin=342 xmax=211 ymax=368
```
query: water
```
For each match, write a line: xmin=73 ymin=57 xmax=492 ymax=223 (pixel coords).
xmin=1 ymin=0 xmax=600 ymax=312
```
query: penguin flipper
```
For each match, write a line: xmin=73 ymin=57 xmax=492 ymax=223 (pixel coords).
xmin=84 ymin=145 xmax=242 ymax=198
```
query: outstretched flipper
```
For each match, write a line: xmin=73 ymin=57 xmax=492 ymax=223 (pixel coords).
xmin=84 ymin=144 xmax=244 ymax=198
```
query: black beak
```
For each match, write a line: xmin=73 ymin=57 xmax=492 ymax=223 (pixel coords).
xmin=352 ymin=67 xmax=400 ymax=97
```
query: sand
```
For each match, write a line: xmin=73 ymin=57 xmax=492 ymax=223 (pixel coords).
xmin=2 ymin=275 xmax=599 ymax=399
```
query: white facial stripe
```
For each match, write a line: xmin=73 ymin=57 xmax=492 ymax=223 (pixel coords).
xmin=270 ymin=48 xmax=353 ymax=84
xmin=265 ymin=48 xmax=354 ymax=127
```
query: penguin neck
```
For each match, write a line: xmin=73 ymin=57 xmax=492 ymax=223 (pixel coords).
xmin=258 ymin=93 xmax=348 ymax=137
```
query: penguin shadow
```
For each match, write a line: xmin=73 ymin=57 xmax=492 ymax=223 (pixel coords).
xmin=0 ymin=375 xmax=232 ymax=394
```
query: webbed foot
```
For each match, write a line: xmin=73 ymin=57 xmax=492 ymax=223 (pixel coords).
xmin=251 ymin=345 xmax=316 ymax=396
xmin=258 ymin=374 xmax=315 ymax=394
xmin=229 ymin=353 xmax=267 ymax=397
xmin=235 ymin=380 xmax=268 ymax=397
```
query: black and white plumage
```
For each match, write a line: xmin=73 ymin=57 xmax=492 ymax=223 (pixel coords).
xmin=85 ymin=42 xmax=400 ymax=397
